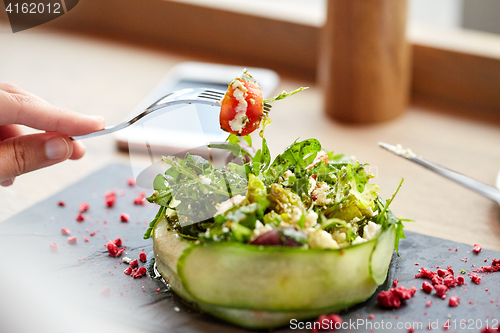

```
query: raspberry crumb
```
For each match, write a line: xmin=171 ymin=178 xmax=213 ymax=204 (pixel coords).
xmin=76 ymin=213 xmax=85 ymax=222
xmin=434 ymin=284 xmax=448 ymax=297
xmin=132 ymin=266 xmax=147 ymax=278
xmin=425 ymin=301 xmax=432 ymax=307
xmin=49 ymin=242 xmax=58 ymax=251
xmin=113 ymin=238 xmax=122 ymax=247
xmin=422 ymin=281 xmax=433 ymax=294
xmin=407 ymin=328 xmax=415 ymax=333
xmin=58 ymin=201 xmax=65 ymax=207
xmin=90 ymin=232 xmax=96 ymax=236
xmin=130 ymin=259 xmax=138 ymax=268
xmin=377 ymin=291 xmax=401 ymax=308
xmin=124 ymin=267 xmax=133 ymax=275
xmin=473 ymin=244 xmax=482 ymax=253
xmin=105 ymin=194 xmax=116 ymax=208
xmin=61 ymin=228 xmax=71 ymax=235
xmin=67 ymin=236 xmax=77 ymax=244
xmin=79 ymin=202 xmax=90 ymax=213
xmin=311 ymin=314 xmax=342 ymax=333
xmin=156 ymin=288 xmax=160 ymax=292
xmin=368 ymin=314 xmax=374 ymax=319
xmin=134 ymin=193 xmax=146 ymax=205
xmin=84 ymin=237 xmax=89 ymax=242
xmin=471 ymin=273 xmax=482 ymax=284
xmin=120 ymin=213 xmax=130 ymax=222
xmin=139 ymin=252 xmax=147 ymax=263
xmin=127 ymin=177 xmax=136 ymax=186
xmin=106 ymin=240 xmax=125 ymax=257
xmin=449 ymin=296 xmax=460 ymax=307
xmin=481 ymin=328 xmax=499 ymax=333
xmin=392 ymin=279 xmax=399 ymax=287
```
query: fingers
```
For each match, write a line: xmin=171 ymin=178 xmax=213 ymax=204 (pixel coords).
xmin=0 ymin=82 xmax=47 ymax=102
xmin=0 ymin=86 xmax=105 ymax=136
xmin=0 ymin=132 xmax=74 ymax=182
xmin=0 ymin=178 xmax=15 ymax=187
xmin=0 ymin=124 xmax=24 ymax=141
xmin=70 ymin=140 xmax=86 ymax=160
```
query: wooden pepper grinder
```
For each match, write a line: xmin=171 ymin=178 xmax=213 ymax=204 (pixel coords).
xmin=319 ymin=0 xmax=411 ymax=123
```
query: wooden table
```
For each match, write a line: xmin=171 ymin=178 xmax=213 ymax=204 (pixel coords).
xmin=1 ymin=23 xmax=499 ymax=251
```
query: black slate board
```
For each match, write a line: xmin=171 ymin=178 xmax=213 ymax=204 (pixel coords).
xmin=0 ymin=163 xmax=498 ymax=333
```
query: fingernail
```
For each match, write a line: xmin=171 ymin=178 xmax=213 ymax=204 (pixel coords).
xmin=0 ymin=178 xmax=14 ymax=187
xmin=45 ymin=136 xmax=70 ymax=160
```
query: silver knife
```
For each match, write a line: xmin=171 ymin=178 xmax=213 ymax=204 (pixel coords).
xmin=378 ymin=142 xmax=500 ymax=204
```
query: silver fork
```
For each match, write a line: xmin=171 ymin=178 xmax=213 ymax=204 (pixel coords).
xmin=378 ymin=142 xmax=500 ymax=204
xmin=71 ymin=88 xmax=272 ymax=140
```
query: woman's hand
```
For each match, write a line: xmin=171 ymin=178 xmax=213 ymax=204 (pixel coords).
xmin=0 ymin=82 xmax=105 ymax=186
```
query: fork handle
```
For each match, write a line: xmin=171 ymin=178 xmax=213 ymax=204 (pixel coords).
xmin=414 ymin=157 xmax=500 ymax=204
xmin=71 ymin=99 xmax=218 ymax=141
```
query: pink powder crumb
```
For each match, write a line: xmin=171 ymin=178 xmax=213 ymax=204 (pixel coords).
xmin=49 ymin=242 xmax=58 ymax=251
xmin=134 ymin=193 xmax=146 ymax=205
xmin=132 ymin=267 xmax=147 ymax=278
xmin=61 ymin=228 xmax=71 ymax=235
xmin=67 ymin=236 xmax=77 ymax=244
xmin=422 ymin=281 xmax=433 ymax=294
xmin=311 ymin=314 xmax=342 ymax=333
xmin=105 ymin=195 xmax=116 ymax=208
xmin=79 ymin=202 xmax=90 ymax=213
xmin=449 ymin=296 xmax=460 ymax=307
xmin=434 ymin=284 xmax=448 ymax=297
xmin=471 ymin=273 xmax=482 ymax=285
xmin=100 ymin=287 xmax=110 ymax=296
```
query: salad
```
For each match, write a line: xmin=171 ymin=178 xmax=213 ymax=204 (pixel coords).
xmin=145 ymin=71 xmax=406 ymax=328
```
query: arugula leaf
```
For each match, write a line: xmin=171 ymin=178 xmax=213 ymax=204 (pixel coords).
xmin=146 ymin=189 xmax=172 ymax=207
xmin=377 ymin=179 xmax=404 ymax=227
xmin=263 ymin=87 xmax=309 ymax=104
xmin=262 ymin=139 xmax=322 ymax=183
xmin=260 ymin=138 xmax=271 ymax=171
xmin=375 ymin=179 xmax=405 ymax=254
xmin=243 ymin=135 xmax=252 ymax=147
xmin=153 ymin=174 xmax=167 ymax=191
xmin=184 ymin=153 xmax=212 ymax=174
xmin=144 ymin=206 xmax=165 ymax=239
xmin=226 ymin=133 xmax=240 ymax=144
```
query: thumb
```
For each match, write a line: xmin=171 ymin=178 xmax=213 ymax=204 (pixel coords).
xmin=0 ymin=132 xmax=73 ymax=182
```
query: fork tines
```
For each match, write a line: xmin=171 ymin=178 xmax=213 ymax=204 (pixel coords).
xmin=199 ymin=89 xmax=225 ymax=102
xmin=263 ymin=103 xmax=272 ymax=113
